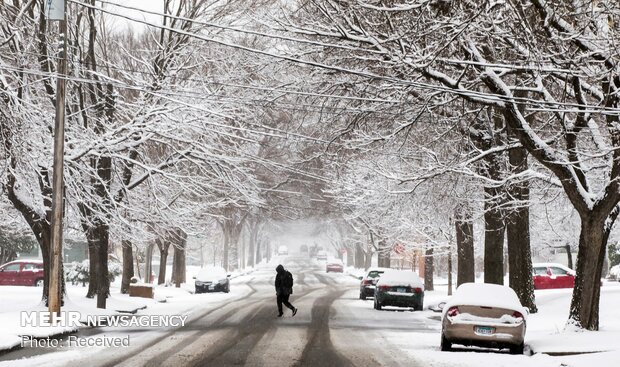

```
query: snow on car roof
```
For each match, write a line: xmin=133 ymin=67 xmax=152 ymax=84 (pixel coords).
xmin=2 ymin=259 xmax=43 ymax=264
xmin=443 ymin=283 xmax=526 ymax=317
xmin=377 ymin=270 xmax=423 ymax=288
xmin=533 ymin=263 xmax=575 ymax=274
xmin=196 ymin=266 xmax=227 ymax=277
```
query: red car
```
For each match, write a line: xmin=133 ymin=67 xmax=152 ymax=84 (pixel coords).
xmin=532 ymin=263 xmax=575 ymax=289
xmin=326 ymin=260 xmax=344 ymax=273
xmin=0 ymin=260 xmax=44 ymax=286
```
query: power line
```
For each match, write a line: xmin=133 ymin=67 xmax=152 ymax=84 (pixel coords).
xmin=68 ymin=0 xmax=620 ymax=116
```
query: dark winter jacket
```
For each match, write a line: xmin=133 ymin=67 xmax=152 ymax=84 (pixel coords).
xmin=275 ymin=264 xmax=293 ymax=295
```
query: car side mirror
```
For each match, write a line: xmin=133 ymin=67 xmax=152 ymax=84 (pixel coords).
xmin=227 ymin=274 xmax=231 ymax=278
xmin=192 ymin=276 xmax=196 ymax=279
xmin=357 ymin=276 xmax=363 ymax=280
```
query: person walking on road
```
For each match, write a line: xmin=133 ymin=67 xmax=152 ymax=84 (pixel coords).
xmin=275 ymin=264 xmax=298 ymax=317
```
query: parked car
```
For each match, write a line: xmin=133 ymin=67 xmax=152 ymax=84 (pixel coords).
xmin=532 ymin=263 xmax=575 ymax=289
xmin=359 ymin=267 xmax=391 ymax=300
xmin=316 ymin=250 xmax=327 ymax=261
xmin=194 ymin=266 xmax=230 ymax=293
xmin=441 ymin=283 xmax=528 ymax=354
xmin=326 ymin=259 xmax=344 ymax=273
xmin=0 ymin=260 xmax=44 ymax=286
xmin=373 ymin=270 xmax=424 ymax=311
xmin=278 ymin=245 xmax=289 ymax=256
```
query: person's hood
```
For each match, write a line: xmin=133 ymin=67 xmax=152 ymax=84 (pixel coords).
xmin=276 ymin=264 xmax=284 ymax=273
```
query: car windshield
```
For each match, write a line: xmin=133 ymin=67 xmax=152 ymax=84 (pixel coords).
xmin=367 ymin=271 xmax=384 ymax=279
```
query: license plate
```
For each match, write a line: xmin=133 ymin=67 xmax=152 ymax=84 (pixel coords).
xmin=397 ymin=288 xmax=406 ymax=293
xmin=474 ymin=326 xmax=495 ymax=335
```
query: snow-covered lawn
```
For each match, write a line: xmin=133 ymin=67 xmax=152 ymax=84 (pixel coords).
xmin=387 ymin=280 xmax=620 ymax=367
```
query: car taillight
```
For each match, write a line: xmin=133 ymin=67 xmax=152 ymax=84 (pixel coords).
xmin=512 ymin=311 xmax=524 ymax=320
xmin=413 ymin=287 xmax=422 ymax=293
xmin=447 ymin=306 xmax=459 ymax=317
xmin=378 ymin=285 xmax=391 ymax=291
xmin=362 ymin=280 xmax=371 ymax=285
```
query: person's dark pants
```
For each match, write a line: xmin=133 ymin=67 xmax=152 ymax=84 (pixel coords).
xmin=277 ymin=293 xmax=295 ymax=314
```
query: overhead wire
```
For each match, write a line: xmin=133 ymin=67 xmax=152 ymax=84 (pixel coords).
xmin=67 ymin=0 xmax=620 ymax=115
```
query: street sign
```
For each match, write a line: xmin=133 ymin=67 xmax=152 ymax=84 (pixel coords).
xmin=45 ymin=0 xmax=64 ymax=21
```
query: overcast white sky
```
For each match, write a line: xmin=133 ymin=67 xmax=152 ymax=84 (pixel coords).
xmin=104 ymin=0 xmax=166 ymax=32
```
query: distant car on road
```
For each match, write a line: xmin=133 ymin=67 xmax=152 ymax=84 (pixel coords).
xmin=278 ymin=245 xmax=289 ymax=256
xmin=359 ymin=267 xmax=391 ymax=300
xmin=316 ymin=250 xmax=327 ymax=261
xmin=0 ymin=260 xmax=44 ymax=286
xmin=441 ymin=283 xmax=527 ymax=354
xmin=373 ymin=270 xmax=424 ymax=311
xmin=194 ymin=266 xmax=230 ymax=293
xmin=532 ymin=263 xmax=575 ymax=289
xmin=326 ymin=259 xmax=344 ymax=273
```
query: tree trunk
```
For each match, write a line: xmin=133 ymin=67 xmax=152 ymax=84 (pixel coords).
xmin=484 ymin=187 xmax=505 ymax=285
xmin=447 ymin=251 xmax=453 ymax=296
xmin=121 ymin=240 xmax=134 ymax=294
xmin=157 ymin=238 xmax=170 ymax=285
xmin=565 ymin=244 xmax=574 ymax=269
xmin=248 ymin=224 xmax=256 ymax=268
xmin=223 ymin=224 xmax=230 ymax=271
xmin=455 ymin=208 xmax=475 ymax=287
xmin=355 ymin=243 xmax=365 ymax=268
xmin=424 ymin=248 xmax=434 ymax=291
xmin=346 ymin=247 xmax=354 ymax=267
xmin=171 ymin=230 xmax=186 ymax=288
xmin=86 ymin=238 xmax=98 ymax=298
xmin=377 ymin=240 xmax=390 ymax=268
xmin=144 ymin=242 xmax=154 ymax=283
xmin=95 ymin=221 xmax=110 ymax=309
xmin=506 ymin=143 xmax=537 ymax=313
xmin=569 ymin=216 xmax=609 ymax=330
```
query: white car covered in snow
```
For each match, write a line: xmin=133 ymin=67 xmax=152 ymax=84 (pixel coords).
xmin=194 ymin=266 xmax=231 ymax=293
xmin=441 ymin=283 xmax=528 ymax=354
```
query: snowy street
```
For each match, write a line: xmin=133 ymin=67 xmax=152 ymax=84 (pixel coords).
xmin=1 ymin=256 xmax=619 ymax=367
xmin=0 ymin=257 xmax=437 ymax=366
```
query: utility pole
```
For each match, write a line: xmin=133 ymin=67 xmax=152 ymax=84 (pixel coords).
xmin=47 ymin=0 xmax=68 ymax=316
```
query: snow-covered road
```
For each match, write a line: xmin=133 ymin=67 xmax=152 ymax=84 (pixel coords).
xmin=1 ymin=257 xmax=619 ymax=367
xmin=0 ymin=257 xmax=439 ymax=366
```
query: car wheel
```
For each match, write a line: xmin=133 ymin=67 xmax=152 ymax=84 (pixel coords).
xmin=374 ymin=300 xmax=382 ymax=310
xmin=225 ymin=284 xmax=230 ymax=293
xmin=34 ymin=279 xmax=44 ymax=287
xmin=359 ymin=292 xmax=366 ymax=300
xmin=509 ymin=342 xmax=524 ymax=355
xmin=440 ymin=333 xmax=452 ymax=352
xmin=195 ymin=288 xmax=201 ymax=294
xmin=414 ymin=304 xmax=423 ymax=311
